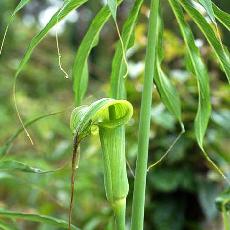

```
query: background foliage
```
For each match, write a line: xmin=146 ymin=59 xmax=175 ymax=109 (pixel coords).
xmin=0 ymin=0 xmax=229 ymax=229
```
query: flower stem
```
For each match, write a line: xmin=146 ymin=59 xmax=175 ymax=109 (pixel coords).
xmin=113 ymin=198 xmax=126 ymax=230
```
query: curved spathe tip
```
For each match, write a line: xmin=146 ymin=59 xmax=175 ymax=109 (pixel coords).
xmin=70 ymin=98 xmax=133 ymax=137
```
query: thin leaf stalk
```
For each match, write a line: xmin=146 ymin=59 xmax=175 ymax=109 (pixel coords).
xmin=130 ymin=0 xmax=159 ymax=229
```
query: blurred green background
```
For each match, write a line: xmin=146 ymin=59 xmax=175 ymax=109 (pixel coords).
xmin=0 ymin=0 xmax=229 ymax=229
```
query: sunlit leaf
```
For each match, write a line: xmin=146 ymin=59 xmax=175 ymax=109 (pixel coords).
xmin=179 ymin=0 xmax=230 ymax=83
xmin=170 ymin=0 xmax=229 ymax=183
xmin=15 ymin=0 xmax=88 ymax=78
xmin=170 ymin=0 xmax=210 ymax=148
xmin=155 ymin=14 xmax=183 ymax=126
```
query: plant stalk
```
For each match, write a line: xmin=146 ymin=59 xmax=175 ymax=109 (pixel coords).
xmin=130 ymin=0 xmax=159 ymax=229
xmin=113 ymin=198 xmax=126 ymax=230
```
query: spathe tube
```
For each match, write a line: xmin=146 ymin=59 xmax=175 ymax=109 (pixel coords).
xmin=70 ymin=98 xmax=133 ymax=230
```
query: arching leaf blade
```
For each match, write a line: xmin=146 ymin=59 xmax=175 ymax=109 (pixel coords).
xmin=0 ymin=210 xmax=79 ymax=230
xmin=154 ymin=13 xmax=183 ymax=126
xmin=0 ymin=160 xmax=59 ymax=174
xmin=178 ymin=0 xmax=230 ymax=83
xmin=73 ymin=6 xmax=112 ymax=105
xmin=170 ymin=0 xmax=230 ymax=185
xmin=15 ymin=0 xmax=88 ymax=78
xmin=110 ymin=0 xmax=144 ymax=99
xmin=169 ymin=0 xmax=211 ymax=148
xmin=0 ymin=0 xmax=32 ymax=54
xmin=0 ymin=112 xmax=61 ymax=158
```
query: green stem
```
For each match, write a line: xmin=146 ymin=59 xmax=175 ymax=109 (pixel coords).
xmin=223 ymin=206 xmax=230 ymax=230
xmin=130 ymin=0 xmax=159 ymax=229
xmin=113 ymin=198 xmax=126 ymax=230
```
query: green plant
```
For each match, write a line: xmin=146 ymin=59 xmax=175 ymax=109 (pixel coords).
xmin=0 ymin=0 xmax=230 ymax=229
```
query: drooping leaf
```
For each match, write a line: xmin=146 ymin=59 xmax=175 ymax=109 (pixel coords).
xmin=155 ymin=13 xmax=183 ymax=126
xmin=73 ymin=6 xmax=113 ymax=105
xmin=170 ymin=0 xmax=229 ymax=183
xmin=0 ymin=112 xmax=61 ymax=158
xmin=110 ymin=0 xmax=144 ymax=99
xmin=0 ymin=210 xmax=79 ymax=230
xmin=0 ymin=220 xmax=18 ymax=230
xmin=170 ymin=0 xmax=210 ymax=148
xmin=212 ymin=3 xmax=230 ymax=31
xmin=155 ymin=68 xmax=183 ymax=125
xmin=15 ymin=0 xmax=88 ymax=79
xmin=178 ymin=0 xmax=230 ymax=83
xmin=0 ymin=0 xmax=31 ymax=54
xmin=0 ymin=160 xmax=58 ymax=174
xmin=12 ymin=0 xmax=88 ymax=148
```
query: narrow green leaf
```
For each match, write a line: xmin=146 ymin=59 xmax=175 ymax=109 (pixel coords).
xmin=13 ymin=0 xmax=88 ymax=145
xmin=199 ymin=0 xmax=216 ymax=23
xmin=110 ymin=0 xmax=144 ymax=99
xmin=0 ymin=112 xmax=61 ymax=158
xmin=147 ymin=10 xmax=184 ymax=172
xmin=12 ymin=0 xmax=31 ymax=13
xmin=0 ymin=160 xmax=57 ymax=174
xmin=213 ymin=3 xmax=230 ymax=31
xmin=178 ymin=0 xmax=230 ymax=83
xmin=169 ymin=0 xmax=210 ymax=148
xmin=155 ymin=68 xmax=183 ymax=123
xmin=170 ymin=0 xmax=230 ymax=183
xmin=155 ymin=14 xmax=183 ymax=126
xmin=107 ymin=0 xmax=117 ymax=19
xmin=15 ymin=0 xmax=88 ymax=78
xmin=0 ymin=0 xmax=31 ymax=54
xmin=0 ymin=210 xmax=79 ymax=230
xmin=0 ymin=221 xmax=17 ymax=230
xmin=73 ymin=6 xmax=112 ymax=105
